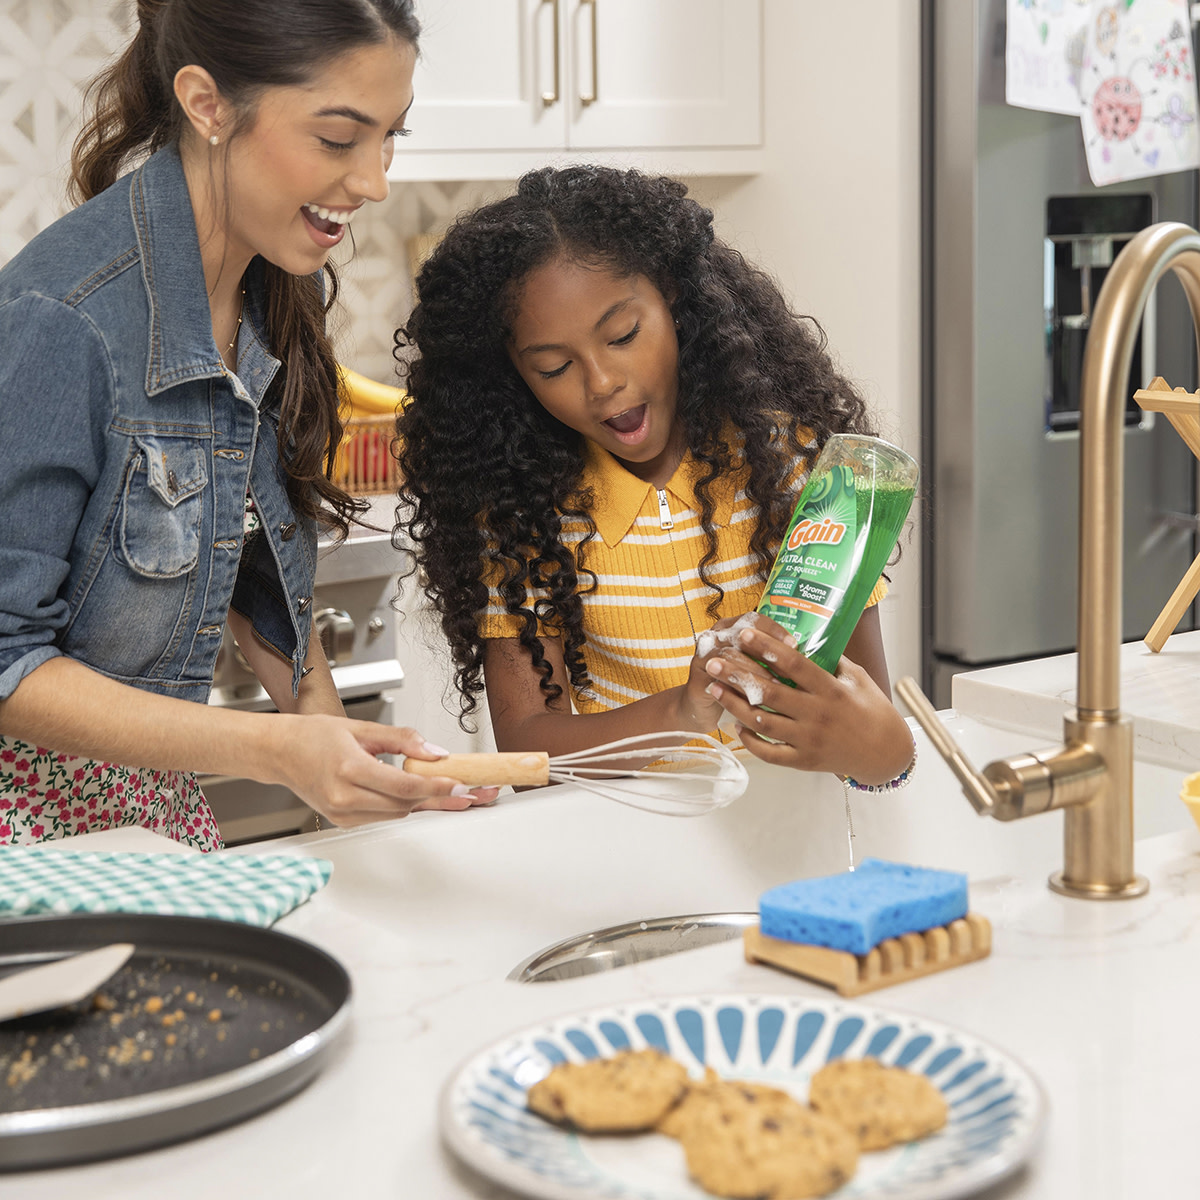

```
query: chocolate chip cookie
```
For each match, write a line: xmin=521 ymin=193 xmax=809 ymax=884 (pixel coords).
xmin=656 ymin=1067 xmax=796 ymax=1140
xmin=807 ymin=1057 xmax=948 ymax=1151
xmin=677 ymin=1082 xmax=859 ymax=1200
xmin=525 ymin=1047 xmax=689 ymax=1133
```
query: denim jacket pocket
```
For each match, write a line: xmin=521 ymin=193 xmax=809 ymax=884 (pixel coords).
xmin=117 ymin=434 xmax=208 ymax=578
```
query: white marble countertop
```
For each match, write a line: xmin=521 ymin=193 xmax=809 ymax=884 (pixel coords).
xmin=952 ymin=628 xmax=1200 ymax=770
xmin=10 ymin=713 xmax=1200 ymax=1200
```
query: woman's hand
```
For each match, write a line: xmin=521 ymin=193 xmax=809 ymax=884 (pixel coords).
xmin=268 ymin=716 xmax=498 ymax=827
xmin=701 ymin=613 xmax=914 ymax=784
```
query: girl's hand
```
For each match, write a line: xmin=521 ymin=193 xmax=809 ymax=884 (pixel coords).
xmin=681 ymin=615 xmax=774 ymax=731
xmin=702 ymin=615 xmax=913 ymax=784
xmin=682 ymin=613 xmax=793 ymax=731
xmin=270 ymin=716 xmax=499 ymax=826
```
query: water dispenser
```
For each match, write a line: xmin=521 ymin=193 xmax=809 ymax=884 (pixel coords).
xmin=1045 ymin=194 xmax=1154 ymax=433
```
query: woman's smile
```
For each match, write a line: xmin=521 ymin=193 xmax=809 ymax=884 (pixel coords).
xmin=300 ymin=202 xmax=359 ymax=246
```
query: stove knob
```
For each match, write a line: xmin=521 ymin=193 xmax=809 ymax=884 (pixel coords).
xmin=314 ymin=607 xmax=355 ymax=667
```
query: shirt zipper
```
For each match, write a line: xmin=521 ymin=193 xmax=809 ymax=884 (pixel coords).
xmin=658 ymin=484 xmax=733 ymax=746
xmin=657 ymin=487 xmax=674 ymax=530
xmin=658 ymin=488 xmax=698 ymax=646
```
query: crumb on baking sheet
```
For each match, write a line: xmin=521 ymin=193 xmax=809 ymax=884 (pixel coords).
xmin=1 ymin=952 xmax=328 ymax=1113
xmin=5 ymin=1048 xmax=41 ymax=1090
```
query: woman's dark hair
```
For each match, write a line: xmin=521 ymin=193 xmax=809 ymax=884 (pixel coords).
xmin=396 ymin=165 xmax=874 ymax=725
xmin=70 ymin=0 xmax=421 ymax=535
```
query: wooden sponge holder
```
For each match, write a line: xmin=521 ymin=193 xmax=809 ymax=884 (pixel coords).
xmin=744 ymin=913 xmax=992 ymax=997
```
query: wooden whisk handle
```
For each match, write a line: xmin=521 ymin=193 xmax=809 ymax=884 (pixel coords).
xmin=402 ymin=751 xmax=550 ymax=786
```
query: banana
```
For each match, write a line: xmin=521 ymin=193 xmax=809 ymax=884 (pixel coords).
xmin=336 ymin=363 xmax=406 ymax=415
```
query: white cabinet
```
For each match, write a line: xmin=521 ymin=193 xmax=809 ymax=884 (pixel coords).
xmin=402 ymin=0 xmax=563 ymax=155
xmin=567 ymin=0 xmax=761 ymax=151
xmin=391 ymin=0 xmax=762 ymax=179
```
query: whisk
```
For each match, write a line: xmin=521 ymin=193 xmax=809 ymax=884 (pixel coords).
xmin=402 ymin=731 xmax=748 ymax=817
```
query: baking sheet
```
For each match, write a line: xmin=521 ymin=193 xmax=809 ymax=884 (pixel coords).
xmin=0 ymin=912 xmax=350 ymax=1171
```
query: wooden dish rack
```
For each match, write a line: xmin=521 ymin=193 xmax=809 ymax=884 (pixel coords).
xmin=1134 ymin=375 xmax=1200 ymax=650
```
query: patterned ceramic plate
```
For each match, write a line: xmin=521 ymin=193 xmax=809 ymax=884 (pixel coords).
xmin=438 ymin=992 xmax=1046 ymax=1200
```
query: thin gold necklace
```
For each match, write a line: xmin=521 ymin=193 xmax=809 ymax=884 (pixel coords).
xmin=223 ymin=285 xmax=245 ymax=368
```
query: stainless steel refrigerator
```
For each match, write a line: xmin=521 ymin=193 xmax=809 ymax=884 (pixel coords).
xmin=922 ymin=0 xmax=1200 ymax=705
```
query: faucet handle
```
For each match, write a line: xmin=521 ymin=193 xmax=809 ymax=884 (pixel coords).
xmin=895 ymin=677 xmax=1001 ymax=816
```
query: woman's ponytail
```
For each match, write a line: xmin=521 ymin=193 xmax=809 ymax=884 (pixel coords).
xmin=69 ymin=0 xmax=176 ymax=204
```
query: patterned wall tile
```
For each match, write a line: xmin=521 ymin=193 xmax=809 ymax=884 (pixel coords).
xmin=0 ymin=0 xmax=505 ymax=384
xmin=0 ymin=0 xmax=126 ymax=259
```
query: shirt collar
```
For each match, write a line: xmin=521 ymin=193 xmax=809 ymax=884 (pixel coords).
xmin=583 ymin=437 xmax=741 ymax=547
xmin=130 ymin=145 xmax=277 ymax=397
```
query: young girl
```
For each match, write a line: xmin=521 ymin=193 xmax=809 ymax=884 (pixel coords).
xmin=395 ymin=166 xmax=915 ymax=788
xmin=0 ymin=0 xmax=496 ymax=851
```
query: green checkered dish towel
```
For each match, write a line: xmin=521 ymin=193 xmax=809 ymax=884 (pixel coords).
xmin=0 ymin=849 xmax=332 ymax=927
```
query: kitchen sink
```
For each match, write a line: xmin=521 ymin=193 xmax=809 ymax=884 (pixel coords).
xmin=508 ymin=912 xmax=757 ymax=983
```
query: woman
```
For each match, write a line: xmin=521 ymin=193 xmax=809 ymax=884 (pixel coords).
xmin=0 ymin=0 xmax=496 ymax=851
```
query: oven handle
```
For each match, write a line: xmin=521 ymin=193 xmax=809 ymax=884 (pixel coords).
xmin=314 ymin=606 xmax=355 ymax=667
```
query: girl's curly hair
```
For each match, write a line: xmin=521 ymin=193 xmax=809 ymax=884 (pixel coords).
xmin=394 ymin=165 xmax=874 ymax=726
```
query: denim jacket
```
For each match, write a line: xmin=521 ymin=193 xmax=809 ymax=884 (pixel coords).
xmin=0 ymin=146 xmax=317 ymax=706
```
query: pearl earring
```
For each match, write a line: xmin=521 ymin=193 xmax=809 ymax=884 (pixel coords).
xmin=209 ymin=134 xmax=219 ymax=146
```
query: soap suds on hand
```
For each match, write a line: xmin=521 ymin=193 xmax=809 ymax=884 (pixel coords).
xmin=694 ymin=612 xmax=759 ymax=659
xmin=731 ymin=672 xmax=764 ymax=707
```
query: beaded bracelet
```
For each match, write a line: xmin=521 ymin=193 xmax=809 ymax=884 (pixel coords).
xmin=843 ymin=741 xmax=917 ymax=793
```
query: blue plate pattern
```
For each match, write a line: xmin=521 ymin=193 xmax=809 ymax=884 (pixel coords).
xmin=438 ymin=993 xmax=1046 ymax=1200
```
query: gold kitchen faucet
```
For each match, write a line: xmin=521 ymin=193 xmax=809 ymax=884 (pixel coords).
xmin=900 ymin=221 xmax=1200 ymax=900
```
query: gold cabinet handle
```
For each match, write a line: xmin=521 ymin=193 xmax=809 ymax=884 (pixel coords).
xmin=542 ymin=0 xmax=561 ymax=106
xmin=579 ymin=0 xmax=598 ymax=106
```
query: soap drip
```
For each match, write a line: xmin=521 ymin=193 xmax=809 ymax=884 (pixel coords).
xmin=841 ymin=779 xmax=856 ymax=870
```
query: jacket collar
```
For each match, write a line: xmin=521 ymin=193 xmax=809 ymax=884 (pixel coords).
xmin=130 ymin=145 xmax=275 ymax=396
xmin=583 ymin=437 xmax=741 ymax=548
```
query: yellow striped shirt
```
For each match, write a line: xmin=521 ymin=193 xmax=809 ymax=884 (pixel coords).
xmin=480 ymin=439 xmax=885 ymax=713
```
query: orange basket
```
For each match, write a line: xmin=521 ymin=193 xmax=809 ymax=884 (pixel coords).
xmin=332 ymin=413 xmax=400 ymax=495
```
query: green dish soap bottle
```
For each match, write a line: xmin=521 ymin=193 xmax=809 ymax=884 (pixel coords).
xmin=757 ymin=434 xmax=919 ymax=675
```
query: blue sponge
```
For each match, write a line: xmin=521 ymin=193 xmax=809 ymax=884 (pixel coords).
xmin=758 ymin=859 xmax=968 ymax=956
